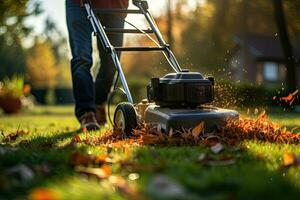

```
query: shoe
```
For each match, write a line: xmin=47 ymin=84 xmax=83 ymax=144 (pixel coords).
xmin=95 ymin=105 xmax=107 ymax=125
xmin=79 ymin=112 xmax=101 ymax=131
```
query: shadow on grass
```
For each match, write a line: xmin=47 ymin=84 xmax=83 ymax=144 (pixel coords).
xmin=1 ymin=129 xmax=300 ymax=200
xmin=0 ymin=128 xmax=85 ymax=199
xmin=126 ymin=145 xmax=300 ymax=200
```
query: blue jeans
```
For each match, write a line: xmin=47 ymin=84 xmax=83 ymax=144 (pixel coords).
xmin=66 ymin=0 xmax=125 ymax=119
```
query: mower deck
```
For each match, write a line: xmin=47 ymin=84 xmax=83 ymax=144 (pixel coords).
xmin=144 ymin=105 xmax=239 ymax=133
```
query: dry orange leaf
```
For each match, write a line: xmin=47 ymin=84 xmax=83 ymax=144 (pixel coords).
xmin=283 ymin=152 xmax=296 ymax=167
xmin=76 ymin=165 xmax=111 ymax=179
xmin=68 ymin=152 xmax=92 ymax=167
xmin=109 ymin=176 xmax=145 ymax=200
xmin=192 ymin=122 xmax=205 ymax=138
xmin=257 ymin=110 xmax=268 ymax=121
xmin=210 ymin=143 xmax=224 ymax=154
xmin=101 ymin=165 xmax=112 ymax=177
xmin=88 ymin=110 xmax=300 ymax=147
xmin=23 ymin=84 xmax=31 ymax=95
xmin=3 ymin=129 xmax=30 ymax=142
xmin=95 ymin=154 xmax=113 ymax=165
xmin=71 ymin=135 xmax=81 ymax=143
xmin=69 ymin=152 xmax=114 ymax=167
xmin=280 ymin=89 xmax=299 ymax=105
xmin=82 ymin=127 xmax=87 ymax=133
xmin=29 ymin=187 xmax=60 ymax=200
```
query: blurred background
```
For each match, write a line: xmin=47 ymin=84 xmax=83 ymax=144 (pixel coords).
xmin=0 ymin=0 xmax=299 ymax=114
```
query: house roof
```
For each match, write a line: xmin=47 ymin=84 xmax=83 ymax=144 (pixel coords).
xmin=233 ymin=34 xmax=300 ymax=63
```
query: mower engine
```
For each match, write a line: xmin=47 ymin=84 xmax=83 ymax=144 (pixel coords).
xmin=147 ymin=72 xmax=214 ymax=107
xmin=138 ymin=72 xmax=239 ymax=133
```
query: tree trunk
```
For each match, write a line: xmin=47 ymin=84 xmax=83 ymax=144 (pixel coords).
xmin=211 ymin=0 xmax=229 ymax=48
xmin=272 ymin=0 xmax=297 ymax=91
xmin=167 ymin=0 xmax=174 ymax=48
xmin=240 ymin=0 xmax=251 ymax=81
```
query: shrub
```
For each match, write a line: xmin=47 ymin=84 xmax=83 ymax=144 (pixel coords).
xmin=0 ymin=76 xmax=24 ymax=99
xmin=214 ymin=80 xmax=298 ymax=108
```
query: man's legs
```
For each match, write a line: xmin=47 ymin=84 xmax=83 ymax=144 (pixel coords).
xmin=66 ymin=0 xmax=97 ymax=121
xmin=94 ymin=15 xmax=125 ymax=123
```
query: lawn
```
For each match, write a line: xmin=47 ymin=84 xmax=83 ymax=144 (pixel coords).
xmin=1 ymin=106 xmax=300 ymax=200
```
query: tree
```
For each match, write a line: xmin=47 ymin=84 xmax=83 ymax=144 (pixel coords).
xmin=0 ymin=36 xmax=26 ymax=80
xmin=0 ymin=0 xmax=41 ymax=79
xmin=272 ymin=0 xmax=298 ymax=91
xmin=43 ymin=17 xmax=71 ymax=88
xmin=26 ymin=41 xmax=58 ymax=88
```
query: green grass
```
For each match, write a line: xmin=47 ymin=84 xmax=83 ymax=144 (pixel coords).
xmin=1 ymin=106 xmax=300 ymax=200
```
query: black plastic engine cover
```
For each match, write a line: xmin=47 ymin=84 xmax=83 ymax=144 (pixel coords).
xmin=147 ymin=72 xmax=214 ymax=107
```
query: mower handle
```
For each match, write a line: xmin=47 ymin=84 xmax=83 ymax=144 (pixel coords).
xmin=82 ymin=0 xmax=148 ymax=7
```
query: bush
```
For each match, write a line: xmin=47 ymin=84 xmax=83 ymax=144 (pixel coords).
xmin=55 ymin=88 xmax=74 ymax=104
xmin=214 ymin=80 xmax=298 ymax=108
xmin=0 ymin=76 xmax=24 ymax=99
xmin=127 ymin=78 xmax=149 ymax=102
xmin=31 ymin=88 xmax=48 ymax=104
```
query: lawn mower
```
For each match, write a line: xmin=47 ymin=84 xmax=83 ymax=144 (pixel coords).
xmin=83 ymin=0 xmax=238 ymax=135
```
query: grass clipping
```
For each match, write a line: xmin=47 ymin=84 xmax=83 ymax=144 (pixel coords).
xmin=95 ymin=111 xmax=300 ymax=146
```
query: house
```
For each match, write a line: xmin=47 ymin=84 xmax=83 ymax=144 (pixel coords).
xmin=228 ymin=34 xmax=300 ymax=86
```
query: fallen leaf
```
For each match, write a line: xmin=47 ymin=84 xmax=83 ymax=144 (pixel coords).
xmin=198 ymin=153 xmax=213 ymax=162
xmin=147 ymin=175 xmax=186 ymax=199
xmin=3 ymin=129 xmax=29 ymax=142
xmin=68 ymin=152 xmax=93 ymax=167
xmin=76 ymin=165 xmax=111 ymax=179
xmin=210 ymin=143 xmax=224 ymax=154
xmin=69 ymin=152 xmax=113 ymax=167
xmin=198 ymin=153 xmax=236 ymax=166
xmin=169 ymin=128 xmax=174 ymax=137
xmin=29 ymin=187 xmax=60 ymax=200
xmin=257 ymin=110 xmax=268 ymax=121
xmin=201 ymin=135 xmax=221 ymax=147
xmin=101 ymin=165 xmax=112 ymax=177
xmin=23 ymin=84 xmax=31 ymax=95
xmin=6 ymin=164 xmax=35 ymax=182
xmin=128 ymin=173 xmax=140 ymax=181
xmin=95 ymin=154 xmax=114 ymax=165
xmin=283 ymin=152 xmax=296 ymax=167
xmin=109 ymin=176 xmax=144 ymax=200
xmin=71 ymin=135 xmax=81 ymax=143
xmin=192 ymin=122 xmax=205 ymax=139
xmin=280 ymin=89 xmax=299 ymax=105
xmin=90 ymin=110 xmax=300 ymax=148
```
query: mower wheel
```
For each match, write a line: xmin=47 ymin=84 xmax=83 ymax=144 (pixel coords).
xmin=114 ymin=102 xmax=138 ymax=136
